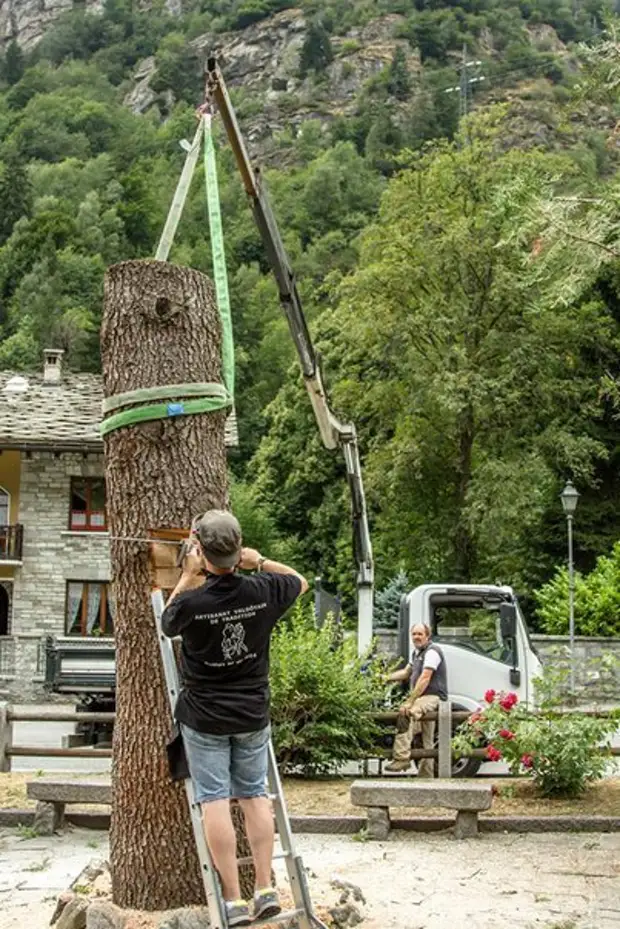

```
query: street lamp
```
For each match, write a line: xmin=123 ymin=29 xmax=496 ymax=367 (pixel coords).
xmin=560 ymin=480 xmax=580 ymax=696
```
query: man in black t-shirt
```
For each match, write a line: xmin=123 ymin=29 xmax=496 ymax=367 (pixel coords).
xmin=161 ymin=510 xmax=307 ymax=928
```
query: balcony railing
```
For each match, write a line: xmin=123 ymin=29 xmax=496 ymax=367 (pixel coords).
xmin=0 ymin=636 xmax=16 ymax=676
xmin=0 ymin=635 xmax=47 ymax=680
xmin=0 ymin=523 xmax=23 ymax=562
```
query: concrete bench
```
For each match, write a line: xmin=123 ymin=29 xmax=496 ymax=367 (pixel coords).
xmin=27 ymin=779 xmax=111 ymax=836
xmin=350 ymin=779 xmax=493 ymax=840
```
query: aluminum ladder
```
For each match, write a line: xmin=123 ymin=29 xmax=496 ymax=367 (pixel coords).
xmin=152 ymin=589 xmax=328 ymax=929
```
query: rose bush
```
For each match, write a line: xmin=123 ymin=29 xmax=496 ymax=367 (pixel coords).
xmin=452 ymin=691 xmax=617 ymax=797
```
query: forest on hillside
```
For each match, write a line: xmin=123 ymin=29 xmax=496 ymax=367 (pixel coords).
xmin=0 ymin=0 xmax=619 ymax=631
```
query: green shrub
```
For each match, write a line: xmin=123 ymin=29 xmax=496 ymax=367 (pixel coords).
xmin=269 ymin=604 xmax=382 ymax=774
xmin=452 ymin=689 xmax=617 ymax=798
xmin=534 ymin=542 xmax=620 ymax=636
xmin=339 ymin=39 xmax=361 ymax=55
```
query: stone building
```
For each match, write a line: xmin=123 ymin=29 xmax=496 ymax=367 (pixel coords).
xmin=0 ymin=349 xmax=236 ymax=699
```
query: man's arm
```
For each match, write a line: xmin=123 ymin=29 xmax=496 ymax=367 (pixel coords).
xmin=161 ymin=544 xmax=204 ymax=637
xmin=388 ymin=665 xmax=411 ymax=684
xmin=239 ymin=547 xmax=309 ymax=595
xmin=408 ymin=668 xmax=433 ymax=702
xmin=398 ymin=667 xmax=435 ymax=714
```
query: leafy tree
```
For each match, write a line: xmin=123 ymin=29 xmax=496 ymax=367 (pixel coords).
xmin=151 ymin=33 xmax=203 ymax=104
xmin=534 ymin=541 xmax=620 ymax=636
xmin=284 ymin=111 xmax=618 ymax=594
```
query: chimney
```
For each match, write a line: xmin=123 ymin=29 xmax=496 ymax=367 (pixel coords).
xmin=43 ymin=349 xmax=64 ymax=384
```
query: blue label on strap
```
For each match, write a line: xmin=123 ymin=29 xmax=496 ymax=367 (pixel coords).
xmin=167 ymin=402 xmax=185 ymax=417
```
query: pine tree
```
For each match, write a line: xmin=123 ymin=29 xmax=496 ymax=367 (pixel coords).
xmin=4 ymin=41 xmax=25 ymax=86
xmin=0 ymin=153 xmax=32 ymax=246
xmin=299 ymin=20 xmax=334 ymax=77
xmin=387 ymin=47 xmax=411 ymax=100
xmin=374 ymin=570 xmax=410 ymax=630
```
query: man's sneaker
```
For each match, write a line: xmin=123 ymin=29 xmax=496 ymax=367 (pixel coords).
xmin=225 ymin=899 xmax=252 ymax=927
xmin=384 ymin=759 xmax=411 ymax=773
xmin=253 ymin=887 xmax=282 ymax=921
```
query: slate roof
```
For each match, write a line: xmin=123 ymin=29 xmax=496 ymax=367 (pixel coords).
xmin=0 ymin=371 xmax=238 ymax=451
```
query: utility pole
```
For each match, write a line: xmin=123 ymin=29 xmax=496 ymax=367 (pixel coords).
xmin=444 ymin=44 xmax=485 ymax=120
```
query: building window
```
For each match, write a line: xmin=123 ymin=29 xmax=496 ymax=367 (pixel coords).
xmin=70 ymin=478 xmax=107 ymax=531
xmin=0 ymin=487 xmax=9 ymax=526
xmin=66 ymin=582 xmax=115 ymax=637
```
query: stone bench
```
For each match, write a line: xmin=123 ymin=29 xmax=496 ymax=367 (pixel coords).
xmin=27 ymin=779 xmax=111 ymax=836
xmin=350 ymin=779 xmax=493 ymax=840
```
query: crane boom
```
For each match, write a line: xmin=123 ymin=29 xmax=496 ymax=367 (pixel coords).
xmin=205 ymin=59 xmax=374 ymax=653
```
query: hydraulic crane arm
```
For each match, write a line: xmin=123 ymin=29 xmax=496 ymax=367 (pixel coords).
xmin=205 ymin=59 xmax=374 ymax=653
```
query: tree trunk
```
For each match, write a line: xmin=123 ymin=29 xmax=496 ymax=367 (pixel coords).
xmin=101 ymin=259 xmax=253 ymax=909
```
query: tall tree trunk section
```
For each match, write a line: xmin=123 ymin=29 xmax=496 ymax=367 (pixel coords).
xmin=454 ymin=403 xmax=475 ymax=581
xmin=102 ymin=260 xmax=253 ymax=909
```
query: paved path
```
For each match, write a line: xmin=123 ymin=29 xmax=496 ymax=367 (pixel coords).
xmin=0 ymin=827 xmax=618 ymax=929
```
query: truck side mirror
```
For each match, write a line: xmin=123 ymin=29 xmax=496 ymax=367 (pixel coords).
xmin=500 ymin=603 xmax=517 ymax=640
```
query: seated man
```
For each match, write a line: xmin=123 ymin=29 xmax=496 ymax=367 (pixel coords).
xmin=384 ymin=623 xmax=447 ymax=777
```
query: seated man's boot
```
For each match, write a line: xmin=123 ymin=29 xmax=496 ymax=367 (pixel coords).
xmin=384 ymin=759 xmax=411 ymax=772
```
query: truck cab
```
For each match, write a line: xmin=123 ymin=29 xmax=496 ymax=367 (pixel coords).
xmin=398 ymin=584 xmax=542 ymax=712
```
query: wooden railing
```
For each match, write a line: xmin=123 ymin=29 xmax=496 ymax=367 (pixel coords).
xmin=1 ymin=704 xmax=618 ymax=774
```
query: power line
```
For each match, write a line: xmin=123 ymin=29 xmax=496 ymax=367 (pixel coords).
xmin=443 ymin=43 xmax=486 ymax=118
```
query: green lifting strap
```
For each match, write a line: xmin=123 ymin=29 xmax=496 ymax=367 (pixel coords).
xmin=204 ymin=114 xmax=235 ymax=401
xmin=101 ymin=114 xmax=235 ymax=437
xmin=102 ymin=382 xmax=229 ymax=416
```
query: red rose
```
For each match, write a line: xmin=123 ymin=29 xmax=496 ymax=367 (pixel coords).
xmin=499 ymin=729 xmax=515 ymax=740
xmin=485 ymin=745 xmax=502 ymax=762
xmin=499 ymin=692 xmax=518 ymax=711
xmin=484 ymin=689 xmax=496 ymax=703
xmin=521 ymin=754 xmax=534 ymax=769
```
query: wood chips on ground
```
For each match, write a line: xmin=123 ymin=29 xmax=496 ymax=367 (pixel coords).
xmin=1 ymin=772 xmax=619 ymax=818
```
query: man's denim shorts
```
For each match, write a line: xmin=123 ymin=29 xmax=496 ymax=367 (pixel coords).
xmin=180 ymin=722 xmax=270 ymax=804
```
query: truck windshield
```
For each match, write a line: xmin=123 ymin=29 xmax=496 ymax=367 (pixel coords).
xmin=433 ymin=603 xmax=514 ymax=665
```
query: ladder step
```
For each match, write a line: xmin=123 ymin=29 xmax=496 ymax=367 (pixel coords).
xmin=253 ymin=907 xmax=305 ymax=927
xmin=236 ymin=851 xmax=290 ymax=867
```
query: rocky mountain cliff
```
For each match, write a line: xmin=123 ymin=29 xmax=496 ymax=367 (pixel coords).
xmin=0 ymin=0 xmax=185 ymax=48
xmin=126 ymin=10 xmax=420 ymax=153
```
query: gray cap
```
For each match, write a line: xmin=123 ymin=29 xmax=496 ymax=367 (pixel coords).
xmin=196 ymin=509 xmax=242 ymax=569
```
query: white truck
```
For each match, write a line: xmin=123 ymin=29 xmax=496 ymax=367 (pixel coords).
xmin=390 ymin=582 xmax=544 ymax=775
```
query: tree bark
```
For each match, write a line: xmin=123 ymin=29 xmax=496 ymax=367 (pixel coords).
xmin=101 ymin=259 xmax=253 ymax=909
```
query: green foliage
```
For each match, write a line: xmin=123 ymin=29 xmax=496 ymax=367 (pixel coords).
xmin=373 ymin=570 xmax=410 ymax=630
xmin=299 ymin=20 xmax=334 ymax=76
xmin=452 ymin=689 xmax=617 ymax=797
xmin=386 ymin=47 xmax=411 ymax=100
xmin=229 ymin=479 xmax=301 ymax=566
xmin=151 ymin=33 xmax=203 ymax=103
xmin=269 ymin=603 xmax=383 ymax=774
xmin=0 ymin=0 xmax=619 ymax=622
xmin=0 ymin=152 xmax=31 ymax=247
xmin=2 ymin=41 xmax=25 ymax=86
xmin=534 ymin=541 xmax=620 ymax=636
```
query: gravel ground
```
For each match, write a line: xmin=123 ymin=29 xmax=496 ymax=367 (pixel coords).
xmin=0 ymin=827 xmax=618 ymax=929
